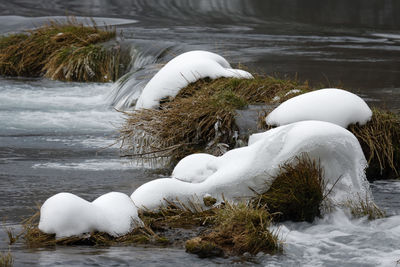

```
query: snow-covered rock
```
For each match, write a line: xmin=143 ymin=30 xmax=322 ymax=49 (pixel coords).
xmin=131 ymin=120 xmax=370 ymax=210
xmin=172 ymin=153 xmax=217 ymax=183
xmin=39 ymin=192 xmax=140 ymax=238
xmin=135 ymin=50 xmax=253 ymax=110
xmin=266 ymin=88 xmax=372 ymax=128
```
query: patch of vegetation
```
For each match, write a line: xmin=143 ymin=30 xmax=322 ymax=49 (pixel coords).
xmin=253 ymin=154 xmax=325 ymax=222
xmin=341 ymin=193 xmax=385 ymax=220
xmin=0 ymin=17 xmax=120 ymax=82
xmin=349 ymin=108 xmax=400 ymax=180
xmin=21 ymin=211 xmax=168 ymax=248
xmin=119 ymin=75 xmax=311 ymax=166
xmin=139 ymin=199 xmax=216 ymax=231
xmin=203 ymin=196 xmax=217 ymax=207
xmin=19 ymin=199 xmax=282 ymax=259
xmin=20 ymin=200 xmax=216 ymax=249
xmin=0 ymin=251 xmax=13 ymax=267
xmin=186 ymin=202 xmax=282 ymax=258
xmin=185 ymin=237 xmax=223 ymax=258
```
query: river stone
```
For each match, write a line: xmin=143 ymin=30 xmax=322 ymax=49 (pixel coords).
xmin=234 ymin=104 xmax=277 ymax=139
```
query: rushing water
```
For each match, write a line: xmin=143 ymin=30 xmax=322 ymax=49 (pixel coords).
xmin=1 ymin=1 xmax=400 ymax=266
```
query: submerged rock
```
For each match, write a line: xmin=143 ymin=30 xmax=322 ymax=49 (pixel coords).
xmin=234 ymin=104 xmax=276 ymax=139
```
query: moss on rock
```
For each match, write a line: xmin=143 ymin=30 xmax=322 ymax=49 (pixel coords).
xmin=185 ymin=237 xmax=224 ymax=258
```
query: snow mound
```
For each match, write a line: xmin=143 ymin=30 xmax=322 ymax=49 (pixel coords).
xmin=39 ymin=192 xmax=140 ymax=238
xmin=172 ymin=153 xmax=217 ymax=183
xmin=131 ymin=120 xmax=370 ymax=210
xmin=135 ymin=50 xmax=253 ymax=110
xmin=266 ymin=88 xmax=372 ymax=128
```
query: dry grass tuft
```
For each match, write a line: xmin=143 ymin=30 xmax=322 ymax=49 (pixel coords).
xmin=119 ymin=75 xmax=311 ymax=166
xmin=253 ymin=154 xmax=325 ymax=222
xmin=139 ymin=199 xmax=216 ymax=230
xmin=341 ymin=193 xmax=385 ymax=220
xmin=0 ymin=17 xmax=119 ymax=82
xmin=185 ymin=237 xmax=223 ymax=258
xmin=186 ymin=202 xmax=282 ymax=257
xmin=349 ymin=108 xmax=400 ymax=180
xmin=0 ymin=251 xmax=13 ymax=267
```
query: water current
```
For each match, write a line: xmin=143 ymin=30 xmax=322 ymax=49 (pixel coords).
xmin=0 ymin=1 xmax=399 ymax=266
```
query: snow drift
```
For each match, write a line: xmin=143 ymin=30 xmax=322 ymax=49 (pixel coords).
xmin=39 ymin=192 xmax=140 ymax=238
xmin=266 ymin=88 xmax=372 ymax=128
xmin=135 ymin=50 xmax=253 ymax=110
xmin=131 ymin=120 xmax=371 ymax=210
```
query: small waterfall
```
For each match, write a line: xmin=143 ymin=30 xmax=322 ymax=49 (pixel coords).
xmin=108 ymin=41 xmax=189 ymax=168
xmin=107 ymin=41 xmax=185 ymax=110
xmin=120 ymin=129 xmax=172 ymax=169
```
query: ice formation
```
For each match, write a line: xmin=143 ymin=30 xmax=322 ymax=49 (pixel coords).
xmin=131 ymin=120 xmax=370 ymax=210
xmin=266 ymin=88 xmax=372 ymax=128
xmin=135 ymin=50 xmax=253 ymax=109
xmin=39 ymin=192 xmax=140 ymax=238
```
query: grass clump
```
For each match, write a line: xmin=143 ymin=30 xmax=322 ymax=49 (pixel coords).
xmin=186 ymin=202 xmax=282 ymax=258
xmin=341 ymin=193 xmax=385 ymax=220
xmin=0 ymin=251 xmax=13 ymax=267
xmin=203 ymin=196 xmax=217 ymax=207
xmin=185 ymin=237 xmax=223 ymax=258
xmin=253 ymin=154 xmax=325 ymax=222
xmin=139 ymin=199 xmax=216 ymax=231
xmin=0 ymin=17 xmax=119 ymax=82
xmin=349 ymin=108 xmax=400 ymax=180
xmin=119 ymin=75 xmax=311 ymax=166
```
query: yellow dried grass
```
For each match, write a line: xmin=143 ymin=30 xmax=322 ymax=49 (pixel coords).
xmin=0 ymin=17 xmax=118 ymax=82
xmin=349 ymin=108 xmax=400 ymax=180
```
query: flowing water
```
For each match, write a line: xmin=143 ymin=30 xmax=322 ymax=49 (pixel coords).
xmin=0 ymin=1 xmax=400 ymax=266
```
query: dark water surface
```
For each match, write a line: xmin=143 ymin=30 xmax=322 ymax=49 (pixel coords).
xmin=1 ymin=1 xmax=400 ymax=266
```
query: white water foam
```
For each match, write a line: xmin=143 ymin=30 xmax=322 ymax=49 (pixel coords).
xmin=267 ymin=210 xmax=400 ymax=266
xmin=32 ymin=158 xmax=158 ymax=171
xmin=0 ymin=79 xmax=122 ymax=135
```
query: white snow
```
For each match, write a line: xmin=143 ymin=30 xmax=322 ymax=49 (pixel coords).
xmin=265 ymin=88 xmax=372 ymax=128
xmin=172 ymin=153 xmax=217 ymax=183
xmin=285 ymin=89 xmax=301 ymax=96
xmin=131 ymin=120 xmax=370 ymax=210
xmin=135 ymin=50 xmax=253 ymax=109
xmin=39 ymin=192 xmax=140 ymax=238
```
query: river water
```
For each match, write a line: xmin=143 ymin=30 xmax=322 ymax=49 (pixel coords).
xmin=0 ymin=1 xmax=400 ymax=266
